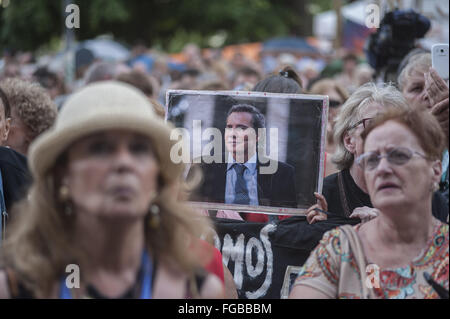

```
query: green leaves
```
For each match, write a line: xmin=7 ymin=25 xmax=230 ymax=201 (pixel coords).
xmin=0 ymin=0 xmax=314 ymax=53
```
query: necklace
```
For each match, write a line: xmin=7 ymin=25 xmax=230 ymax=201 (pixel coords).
xmin=59 ymin=251 xmax=153 ymax=299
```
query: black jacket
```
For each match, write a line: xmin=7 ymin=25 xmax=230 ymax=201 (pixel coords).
xmin=191 ymin=153 xmax=298 ymax=208
xmin=0 ymin=147 xmax=32 ymax=213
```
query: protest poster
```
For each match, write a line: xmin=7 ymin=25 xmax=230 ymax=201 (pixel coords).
xmin=210 ymin=216 xmax=358 ymax=299
xmin=166 ymin=90 xmax=328 ymax=216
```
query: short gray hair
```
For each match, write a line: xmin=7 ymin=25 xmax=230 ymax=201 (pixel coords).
xmin=397 ymin=52 xmax=431 ymax=91
xmin=332 ymin=82 xmax=409 ymax=170
xmin=84 ymin=62 xmax=117 ymax=85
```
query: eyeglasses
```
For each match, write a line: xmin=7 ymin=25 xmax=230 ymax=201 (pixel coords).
xmin=348 ymin=117 xmax=373 ymax=131
xmin=356 ymin=147 xmax=429 ymax=171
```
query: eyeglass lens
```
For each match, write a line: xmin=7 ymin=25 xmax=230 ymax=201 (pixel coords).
xmin=364 ymin=148 xmax=414 ymax=170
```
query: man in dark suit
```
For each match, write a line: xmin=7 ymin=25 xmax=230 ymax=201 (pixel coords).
xmin=192 ymin=104 xmax=297 ymax=210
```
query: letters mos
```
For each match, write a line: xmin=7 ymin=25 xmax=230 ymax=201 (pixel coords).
xmin=212 ymin=224 xmax=277 ymax=299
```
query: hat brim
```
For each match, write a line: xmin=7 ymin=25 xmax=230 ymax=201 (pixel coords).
xmin=29 ymin=114 xmax=184 ymax=184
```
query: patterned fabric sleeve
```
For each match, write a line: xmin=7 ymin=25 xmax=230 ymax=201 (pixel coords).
xmin=292 ymin=228 xmax=343 ymax=298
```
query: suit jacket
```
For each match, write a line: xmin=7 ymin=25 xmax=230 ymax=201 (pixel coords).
xmin=192 ymin=153 xmax=297 ymax=208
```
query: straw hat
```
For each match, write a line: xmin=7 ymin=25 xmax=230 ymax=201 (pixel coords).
xmin=28 ymin=81 xmax=183 ymax=184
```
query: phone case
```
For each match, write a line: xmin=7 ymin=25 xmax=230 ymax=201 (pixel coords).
xmin=432 ymin=44 xmax=449 ymax=80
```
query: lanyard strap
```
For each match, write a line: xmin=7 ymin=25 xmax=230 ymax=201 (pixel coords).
xmin=59 ymin=251 xmax=153 ymax=299
xmin=140 ymin=251 xmax=152 ymax=299
xmin=0 ymin=170 xmax=6 ymax=243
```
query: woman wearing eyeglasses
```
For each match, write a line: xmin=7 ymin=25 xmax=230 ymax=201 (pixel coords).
xmin=305 ymin=83 xmax=448 ymax=225
xmin=290 ymin=107 xmax=448 ymax=299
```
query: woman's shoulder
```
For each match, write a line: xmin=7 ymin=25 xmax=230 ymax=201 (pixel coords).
xmin=154 ymin=258 xmax=224 ymax=299
xmin=432 ymin=220 xmax=448 ymax=243
xmin=0 ymin=268 xmax=35 ymax=299
xmin=323 ymin=171 xmax=340 ymax=188
xmin=194 ymin=268 xmax=225 ymax=299
xmin=317 ymin=226 xmax=348 ymax=251
xmin=321 ymin=171 xmax=341 ymax=203
xmin=315 ymin=224 xmax=363 ymax=257
xmin=0 ymin=269 xmax=10 ymax=299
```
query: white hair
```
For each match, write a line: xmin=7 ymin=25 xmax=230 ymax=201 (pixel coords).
xmin=332 ymin=82 xmax=410 ymax=170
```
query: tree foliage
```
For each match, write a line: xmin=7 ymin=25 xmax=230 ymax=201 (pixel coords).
xmin=1 ymin=0 xmax=317 ymax=53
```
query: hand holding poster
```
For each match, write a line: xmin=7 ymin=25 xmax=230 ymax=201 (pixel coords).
xmin=166 ymin=90 xmax=329 ymax=216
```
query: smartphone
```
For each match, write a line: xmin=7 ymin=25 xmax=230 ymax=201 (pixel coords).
xmin=432 ymin=43 xmax=449 ymax=80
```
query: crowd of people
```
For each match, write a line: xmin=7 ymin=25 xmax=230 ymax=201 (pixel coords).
xmin=0 ymin=34 xmax=448 ymax=299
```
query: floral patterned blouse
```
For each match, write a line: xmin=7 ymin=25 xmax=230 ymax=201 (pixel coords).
xmin=293 ymin=221 xmax=448 ymax=299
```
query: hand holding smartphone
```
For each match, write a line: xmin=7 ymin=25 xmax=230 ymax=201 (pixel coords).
xmin=432 ymin=43 xmax=449 ymax=81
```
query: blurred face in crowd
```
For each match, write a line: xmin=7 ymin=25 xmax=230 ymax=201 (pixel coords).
xmin=3 ymin=62 xmax=20 ymax=78
xmin=325 ymin=88 xmax=344 ymax=133
xmin=345 ymin=103 xmax=384 ymax=166
xmin=0 ymin=100 xmax=10 ymax=145
xmin=62 ymin=130 xmax=160 ymax=219
xmin=179 ymin=74 xmax=198 ymax=90
xmin=6 ymin=108 xmax=31 ymax=155
xmin=402 ymin=70 xmax=431 ymax=111
xmin=225 ymin=112 xmax=258 ymax=162
xmin=233 ymin=73 xmax=260 ymax=89
xmin=362 ymin=121 xmax=441 ymax=212
xmin=231 ymin=53 xmax=246 ymax=70
xmin=343 ymin=58 xmax=357 ymax=74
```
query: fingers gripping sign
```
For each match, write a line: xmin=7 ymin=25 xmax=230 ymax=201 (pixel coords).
xmin=306 ymin=192 xmax=328 ymax=224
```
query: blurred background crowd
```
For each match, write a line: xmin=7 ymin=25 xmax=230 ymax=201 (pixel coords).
xmin=1 ymin=0 xmax=448 ymax=177
xmin=0 ymin=0 xmax=448 ymax=102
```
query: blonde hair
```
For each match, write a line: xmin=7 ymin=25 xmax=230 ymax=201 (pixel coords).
xmin=332 ymin=82 xmax=409 ymax=170
xmin=1 ymin=151 xmax=213 ymax=298
xmin=397 ymin=53 xmax=431 ymax=91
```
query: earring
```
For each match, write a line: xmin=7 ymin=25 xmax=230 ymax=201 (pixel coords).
xmin=59 ymin=185 xmax=70 ymax=201
xmin=149 ymin=204 xmax=161 ymax=229
xmin=430 ymin=182 xmax=439 ymax=193
xmin=59 ymin=185 xmax=73 ymax=216
xmin=433 ymin=182 xmax=440 ymax=193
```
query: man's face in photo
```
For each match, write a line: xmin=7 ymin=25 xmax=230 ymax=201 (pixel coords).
xmin=225 ymin=111 xmax=258 ymax=162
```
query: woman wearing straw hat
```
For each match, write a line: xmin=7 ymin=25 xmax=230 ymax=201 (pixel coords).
xmin=0 ymin=81 xmax=224 ymax=299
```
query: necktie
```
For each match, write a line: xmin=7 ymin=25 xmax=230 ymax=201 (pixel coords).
xmin=233 ymin=164 xmax=250 ymax=205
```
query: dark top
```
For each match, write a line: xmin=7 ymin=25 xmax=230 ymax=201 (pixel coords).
xmin=322 ymin=169 xmax=449 ymax=223
xmin=0 ymin=147 xmax=32 ymax=213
